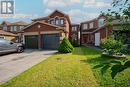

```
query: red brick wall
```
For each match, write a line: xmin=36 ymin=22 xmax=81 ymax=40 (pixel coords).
xmin=99 ymin=28 xmax=107 ymax=40
xmin=24 ymin=23 xmax=59 ymax=32
xmin=43 ymin=11 xmax=71 ymax=38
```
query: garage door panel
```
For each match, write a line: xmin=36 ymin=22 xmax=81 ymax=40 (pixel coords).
xmin=42 ymin=34 xmax=60 ymax=50
xmin=25 ymin=35 xmax=38 ymax=49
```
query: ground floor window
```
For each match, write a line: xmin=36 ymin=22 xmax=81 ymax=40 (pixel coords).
xmin=0 ymin=36 xmax=5 ymax=39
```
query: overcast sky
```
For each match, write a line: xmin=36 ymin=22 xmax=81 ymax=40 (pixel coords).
xmin=0 ymin=0 xmax=113 ymax=23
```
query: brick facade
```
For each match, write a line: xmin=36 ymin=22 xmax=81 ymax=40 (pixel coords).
xmin=81 ymin=15 xmax=111 ymax=46
xmin=23 ymin=10 xmax=71 ymax=49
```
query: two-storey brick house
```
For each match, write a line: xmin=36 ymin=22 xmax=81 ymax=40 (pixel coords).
xmin=1 ymin=21 xmax=28 ymax=33
xmin=22 ymin=10 xmax=71 ymax=49
xmin=1 ymin=21 xmax=28 ymax=42
xmin=81 ymin=15 xmax=112 ymax=46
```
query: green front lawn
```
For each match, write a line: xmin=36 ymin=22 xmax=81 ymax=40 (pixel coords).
xmin=0 ymin=47 xmax=98 ymax=87
xmin=81 ymin=47 xmax=130 ymax=87
xmin=1 ymin=46 xmax=130 ymax=87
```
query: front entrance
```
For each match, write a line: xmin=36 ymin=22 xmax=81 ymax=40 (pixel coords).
xmin=95 ymin=33 xmax=100 ymax=46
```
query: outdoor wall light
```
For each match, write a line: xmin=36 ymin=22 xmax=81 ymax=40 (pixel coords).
xmin=38 ymin=25 xmax=41 ymax=28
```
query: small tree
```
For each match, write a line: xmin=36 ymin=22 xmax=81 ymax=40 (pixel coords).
xmin=58 ymin=37 xmax=74 ymax=53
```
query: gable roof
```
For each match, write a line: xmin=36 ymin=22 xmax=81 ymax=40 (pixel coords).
xmin=81 ymin=14 xmax=105 ymax=24
xmin=48 ymin=10 xmax=68 ymax=17
xmin=1 ymin=21 xmax=12 ymax=26
xmin=32 ymin=10 xmax=71 ymax=24
xmin=22 ymin=21 xmax=64 ymax=31
xmin=1 ymin=21 xmax=28 ymax=26
xmin=0 ymin=29 xmax=17 ymax=36
xmin=32 ymin=17 xmax=48 ymax=21
xmin=11 ymin=21 xmax=28 ymax=26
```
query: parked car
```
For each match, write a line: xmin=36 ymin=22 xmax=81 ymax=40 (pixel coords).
xmin=0 ymin=39 xmax=24 ymax=55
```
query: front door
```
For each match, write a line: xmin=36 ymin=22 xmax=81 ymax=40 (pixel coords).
xmin=95 ymin=33 xmax=100 ymax=46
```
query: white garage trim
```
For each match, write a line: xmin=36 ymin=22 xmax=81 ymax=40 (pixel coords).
xmin=40 ymin=31 xmax=60 ymax=34
xmin=95 ymin=32 xmax=100 ymax=46
xmin=23 ymin=35 xmax=25 ymax=44
xmin=24 ymin=32 xmax=38 ymax=35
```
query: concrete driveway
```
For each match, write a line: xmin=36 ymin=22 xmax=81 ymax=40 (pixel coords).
xmin=0 ymin=49 xmax=57 ymax=84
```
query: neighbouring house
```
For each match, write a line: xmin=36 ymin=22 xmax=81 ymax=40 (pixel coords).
xmin=70 ymin=24 xmax=80 ymax=45
xmin=1 ymin=21 xmax=28 ymax=42
xmin=0 ymin=28 xmax=17 ymax=41
xmin=22 ymin=10 xmax=71 ymax=50
xmin=81 ymin=15 xmax=130 ymax=46
xmin=81 ymin=15 xmax=112 ymax=46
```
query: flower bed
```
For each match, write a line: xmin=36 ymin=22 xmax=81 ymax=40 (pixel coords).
xmin=102 ymin=52 xmax=126 ymax=58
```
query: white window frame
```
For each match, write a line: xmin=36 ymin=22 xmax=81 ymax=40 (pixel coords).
xmin=48 ymin=16 xmax=65 ymax=25
xmin=55 ymin=19 xmax=59 ymax=25
xmin=20 ymin=26 xmax=24 ymax=29
xmin=60 ymin=19 xmax=64 ymax=25
xmin=89 ymin=22 xmax=94 ymax=29
xmin=3 ymin=26 xmax=7 ymax=31
xmin=50 ymin=19 xmax=55 ymax=24
xmin=72 ymin=26 xmax=77 ymax=31
xmin=13 ymin=26 xmax=17 ymax=31
xmin=10 ymin=26 xmax=13 ymax=31
xmin=98 ymin=18 xmax=105 ymax=27
xmin=83 ymin=24 xmax=88 ymax=30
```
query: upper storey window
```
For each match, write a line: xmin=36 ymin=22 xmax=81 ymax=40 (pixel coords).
xmin=72 ymin=26 xmax=77 ymax=31
xmin=50 ymin=19 xmax=55 ymax=25
xmin=14 ymin=26 xmax=17 ymax=31
xmin=3 ymin=26 xmax=7 ymax=31
xmin=83 ymin=24 xmax=88 ymax=30
xmin=60 ymin=19 xmax=64 ymax=25
xmin=49 ymin=17 xmax=64 ymax=25
xmin=55 ymin=17 xmax=59 ymax=25
xmin=98 ymin=18 xmax=105 ymax=27
xmin=89 ymin=22 xmax=94 ymax=29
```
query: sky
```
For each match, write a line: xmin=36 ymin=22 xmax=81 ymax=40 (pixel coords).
xmin=0 ymin=0 xmax=113 ymax=23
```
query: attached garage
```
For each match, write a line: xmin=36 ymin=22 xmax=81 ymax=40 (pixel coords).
xmin=25 ymin=35 xmax=38 ymax=49
xmin=23 ymin=21 xmax=65 ymax=50
xmin=42 ymin=33 xmax=60 ymax=50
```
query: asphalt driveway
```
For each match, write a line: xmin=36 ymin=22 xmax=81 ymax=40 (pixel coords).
xmin=0 ymin=49 xmax=57 ymax=84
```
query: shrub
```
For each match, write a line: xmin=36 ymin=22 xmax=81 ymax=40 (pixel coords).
xmin=58 ymin=37 xmax=74 ymax=53
xmin=101 ymin=38 xmax=127 ymax=55
xmin=70 ymin=39 xmax=79 ymax=47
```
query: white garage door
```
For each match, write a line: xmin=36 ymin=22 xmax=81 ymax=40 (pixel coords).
xmin=95 ymin=33 xmax=100 ymax=46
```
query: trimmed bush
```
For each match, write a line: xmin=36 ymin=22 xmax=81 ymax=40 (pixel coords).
xmin=101 ymin=38 xmax=127 ymax=55
xmin=58 ymin=37 xmax=74 ymax=53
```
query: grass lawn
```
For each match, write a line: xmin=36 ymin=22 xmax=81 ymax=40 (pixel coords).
xmin=0 ymin=47 xmax=98 ymax=87
xmin=1 ymin=46 xmax=130 ymax=87
xmin=81 ymin=47 xmax=130 ymax=87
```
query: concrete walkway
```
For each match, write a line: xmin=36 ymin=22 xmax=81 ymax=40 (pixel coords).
xmin=0 ymin=50 xmax=57 ymax=84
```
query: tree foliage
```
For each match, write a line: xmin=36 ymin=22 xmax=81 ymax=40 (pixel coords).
xmin=103 ymin=0 xmax=130 ymax=29
xmin=95 ymin=0 xmax=130 ymax=79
